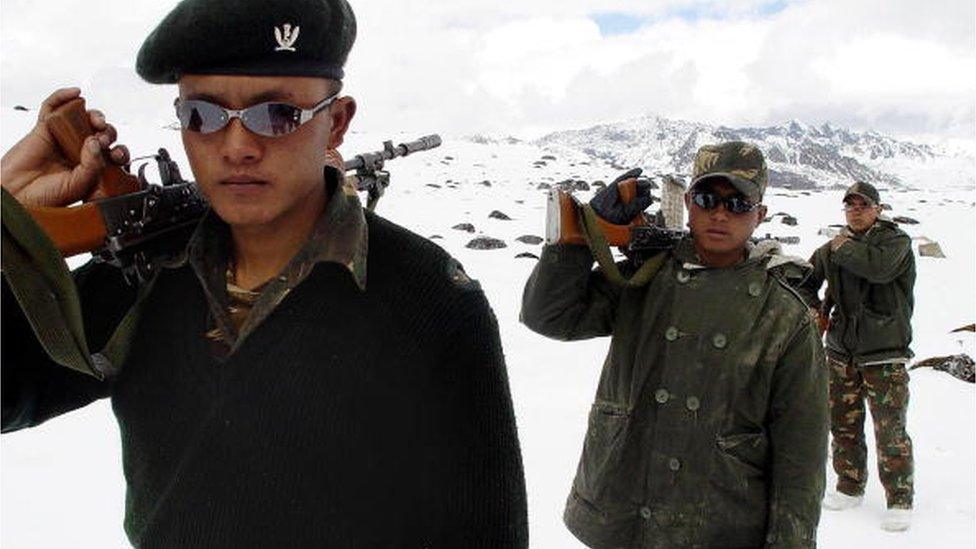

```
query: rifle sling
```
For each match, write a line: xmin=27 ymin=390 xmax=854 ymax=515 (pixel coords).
xmin=1 ymin=189 xmax=154 ymax=380
xmin=578 ymin=203 xmax=667 ymax=288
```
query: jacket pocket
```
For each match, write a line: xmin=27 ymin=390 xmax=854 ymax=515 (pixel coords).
xmin=716 ymin=431 xmax=768 ymax=477
xmin=574 ymin=401 xmax=631 ymax=506
xmin=859 ymin=308 xmax=909 ymax=353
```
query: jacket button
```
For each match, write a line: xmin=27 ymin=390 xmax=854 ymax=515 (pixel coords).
xmin=676 ymin=270 xmax=690 ymax=283
xmin=712 ymin=333 xmax=727 ymax=349
xmin=654 ymin=389 xmax=670 ymax=404
xmin=640 ymin=506 xmax=652 ymax=520
xmin=748 ymin=282 xmax=763 ymax=297
xmin=665 ymin=326 xmax=680 ymax=341
xmin=686 ymin=396 xmax=700 ymax=411
xmin=668 ymin=457 xmax=681 ymax=471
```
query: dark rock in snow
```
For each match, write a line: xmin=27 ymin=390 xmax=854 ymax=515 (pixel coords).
xmin=478 ymin=180 xmax=492 ymax=187
xmin=536 ymin=182 xmax=552 ymax=190
xmin=452 ymin=223 xmax=475 ymax=233
xmin=781 ymin=215 xmax=798 ymax=226
xmin=893 ymin=216 xmax=919 ymax=225
xmin=425 ymin=184 xmax=441 ymax=188
xmin=489 ymin=210 xmax=512 ymax=220
xmin=516 ymin=235 xmax=543 ymax=245
xmin=466 ymin=237 xmax=507 ymax=250
xmin=14 ymin=105 xmax=29 ymax=111
xmin=429 ymin=235 xmax=443 ymax=240
xmin=542 ymin=154 xmax=557 ymax=161
xmin=574 ymin=180 xmax=590 ymax=191
xmin=910 ymin=354 xmax=974 ymax=383
xmin=515 ymin=252 xmax=540 ymax=260
xmin=592 ymin=180 xmax=606 ymax=189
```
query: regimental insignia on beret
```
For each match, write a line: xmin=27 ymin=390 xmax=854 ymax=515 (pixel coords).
xmin=274 ymin=24 xmax=300 ymax=52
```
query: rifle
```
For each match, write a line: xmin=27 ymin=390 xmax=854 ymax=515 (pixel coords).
xmin=345 ymin=135 xmax=442 ymax=210
xmin=545 ymin=173 xmax=685 ymax=263
xmin=20 ymin=98 xmax=441 ymax=284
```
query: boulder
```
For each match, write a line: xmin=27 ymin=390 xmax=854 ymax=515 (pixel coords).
xmin=489 ymin=210 xmax=512 ymax=220
xmin=516 ymin=235 xmax=543 ymax=245
xmin=515 ymin=252 xmax=540 ymax=260
xmin=893 ymin=216 xmax=919 ymax=225
xmin=452 ymin=223 xmax=475 ymax=233
xmin=918 ymin=242 xmax=945 ymax=258
xmin=466 ymin=237 xmax=507 ymax=250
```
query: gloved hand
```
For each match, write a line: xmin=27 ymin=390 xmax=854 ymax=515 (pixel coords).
xmin=589 ymin=168 xmax=655 ymax=224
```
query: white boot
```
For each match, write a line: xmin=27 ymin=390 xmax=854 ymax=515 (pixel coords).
xmin=881 ymin=507 xmax=912 ymax=532
xmin=822 ymin=491 xmax=864 ymax=511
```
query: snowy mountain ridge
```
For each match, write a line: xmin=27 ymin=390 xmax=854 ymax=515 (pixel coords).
xmin=518 ymin=115 xmax=974 ymax=192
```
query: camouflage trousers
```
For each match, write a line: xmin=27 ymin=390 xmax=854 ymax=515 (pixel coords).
xmin=827 ymin=357 xmax=914 ymax=508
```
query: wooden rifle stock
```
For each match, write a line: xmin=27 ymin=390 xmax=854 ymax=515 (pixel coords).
xmin=545 ymin=178 xmax=646 ymax=246
xmin=23 ymin=97 xmax=142 ymax=257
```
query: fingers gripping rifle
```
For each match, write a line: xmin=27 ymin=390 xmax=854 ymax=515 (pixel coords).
xmin=344 ymin=135 xmax=441 ymax=210
xmin=23 ymin=98 xmax=206 ymax=285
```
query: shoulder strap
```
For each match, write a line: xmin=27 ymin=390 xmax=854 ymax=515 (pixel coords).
xmin=578 ymin=203 xmax=667 ymax=287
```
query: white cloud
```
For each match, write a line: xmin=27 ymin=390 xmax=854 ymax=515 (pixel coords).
xmin=1 ymin=0 xmax=973 ymax=141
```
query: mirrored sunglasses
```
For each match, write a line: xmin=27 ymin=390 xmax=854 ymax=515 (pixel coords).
xmin=691 ymin=191 xmax=760 ymax=214
xmin=174 ymin=93 xmax=338 ymax=137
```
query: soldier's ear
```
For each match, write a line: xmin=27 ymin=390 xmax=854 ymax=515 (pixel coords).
xmin=757 ymin=204 xmax=768 ymax=223
xmin=327 ymin=96 xmax=356 ymax=149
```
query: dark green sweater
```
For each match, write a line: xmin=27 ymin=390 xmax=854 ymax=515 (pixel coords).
xmin=2 ymin=212 xmax=528 ymax=548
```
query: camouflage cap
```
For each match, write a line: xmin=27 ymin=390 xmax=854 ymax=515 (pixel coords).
xmin=137 ymin=0 xmax=356 ymax=84
xmin=843 ymin=181 xmax=880 ymax=206
xmin=690 ymin=141 xmax=767 ymax=203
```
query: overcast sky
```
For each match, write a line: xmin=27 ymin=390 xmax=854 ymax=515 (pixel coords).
xmin=1 ymin=0 xmax=974 ymax=141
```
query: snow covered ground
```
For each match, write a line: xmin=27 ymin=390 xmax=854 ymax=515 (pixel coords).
xmin=1 ymin=110 xmax=974 ymax=547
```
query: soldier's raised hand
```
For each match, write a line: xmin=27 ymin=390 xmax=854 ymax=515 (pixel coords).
xmin=589 ymin=168 xmax=655 ymax=224
xmin=1 ymin=87 xmax=130 ymax=207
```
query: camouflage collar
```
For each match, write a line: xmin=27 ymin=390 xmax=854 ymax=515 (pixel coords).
xmin=183 ymin=166 xmax=368 ymax=291
xmin=180 ymin=166 xmax=368 ymax=350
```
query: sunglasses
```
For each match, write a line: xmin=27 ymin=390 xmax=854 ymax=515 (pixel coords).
xmin=691 ymin=191 xmax=760 ymax=214
xmin=843 ymin=203 xmax=875 ymax=213
xmin=174 ymin=93 xmax=338 ymax=137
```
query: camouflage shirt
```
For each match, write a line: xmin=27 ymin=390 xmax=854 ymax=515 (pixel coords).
xmin=184 ymin=167 xmax=368 ymax=355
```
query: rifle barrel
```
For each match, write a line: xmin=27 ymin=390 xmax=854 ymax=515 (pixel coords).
xmin=344 ymin=134 xmax=442 ymax=172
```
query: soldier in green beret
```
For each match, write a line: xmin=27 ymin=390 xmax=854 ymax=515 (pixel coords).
xmin=798 ymin=181 xmax=916 ymax=532
xmin=1 ymin=1 xmax=527 ymax=546
xmin=522 ymin=142 xmax=829 ymax=548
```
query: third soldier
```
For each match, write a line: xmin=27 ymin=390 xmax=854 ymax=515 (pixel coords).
xmin=799 ymin=181 xmax=916 ymax=532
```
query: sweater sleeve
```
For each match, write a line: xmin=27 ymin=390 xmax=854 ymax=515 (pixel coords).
xmin=764 ymin=318 xmax=829 ymax=547
xmin=427 ymin=285 xmax=528 ymax=548
xmin=520 ymin=244 xmax=623 ymax=340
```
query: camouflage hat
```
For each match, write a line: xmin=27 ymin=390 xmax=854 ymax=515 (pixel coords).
xmin=690 ymin=141 xmax=767 ymax=203
xmin=843 ymin=181 xmax=880 ymax=206
xmin=137 ymin=0 xmax=356 ymax=84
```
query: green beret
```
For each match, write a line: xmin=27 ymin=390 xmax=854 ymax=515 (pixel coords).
xmin=137 ymin=0 xmax=356 ymax=83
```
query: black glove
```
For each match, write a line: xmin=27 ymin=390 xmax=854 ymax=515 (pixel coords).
xmin=589 ymin=168 xmax=656 ymax=224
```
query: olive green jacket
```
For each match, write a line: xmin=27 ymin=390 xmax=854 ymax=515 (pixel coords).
xmin=798 ymin=219 xmax=915 ymax=365
xmin=521 ymin=239 xmax=828 ymax=548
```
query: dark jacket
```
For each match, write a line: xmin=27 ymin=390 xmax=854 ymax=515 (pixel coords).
xmin=799 ymin=219 xmax=915 ymax=365
xmin=521 ymin=240 xmax=828 ymax=549
xmin=2 ymin=210 xmax=528 ymax=548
